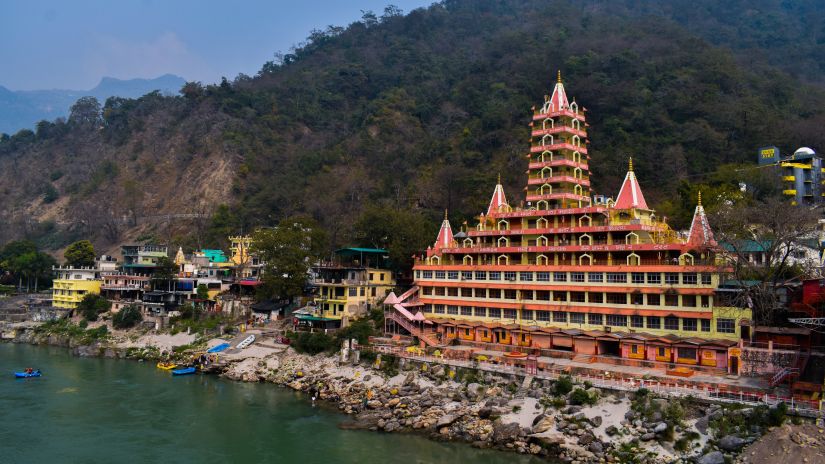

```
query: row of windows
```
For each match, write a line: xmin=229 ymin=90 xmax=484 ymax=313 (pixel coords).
xmin=425 ymin=304 xmax=735 ymax=333
xmin=418 ymin=270 xmax=712 ymax=286
xmin=421 ymin=287 xmax=711 ymax=308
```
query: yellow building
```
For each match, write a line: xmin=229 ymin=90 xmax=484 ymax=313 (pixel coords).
xmin=52 ymin=266 xmax=103 ymax=309
xmin=229 ymin=235 xmax=263 ymax=279
xmin=297 ymin=248 xmax=396 ymax=330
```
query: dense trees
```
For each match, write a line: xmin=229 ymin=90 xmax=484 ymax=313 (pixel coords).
xmin=64 ymin=240 xmax=96 ymax=267
xmin=1 ymin=0 xmax=825 ymax=254
xmin=0 ymin=240 xmax=56 ymax=291
xmin=112 ymin=304 xmax=143 ymax=329
xmin=252 ymin=216 xmax=328 ymax=301
xmin=77 ymin=294 xmax=111 ymax=322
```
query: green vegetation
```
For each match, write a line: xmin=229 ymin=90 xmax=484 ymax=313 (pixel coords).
xmin=553 ymin=375 xmax=574 ymax=396
xmin=35 ymin=319 xmax=110 ymax=344
xmin=569 ymin=387 xmax=597 ymax=406
xmin=2 ymin=0 xmax=825 ymax=252
xmin=77 ymin=294 xmax=111 ymax=322
xmin=0 ymin=240 xmax=56 ymax=291
xmin=112 ymin=304 xmax=143 ymax=329
xmin=64 ymin=240 xmax=96 ymax=267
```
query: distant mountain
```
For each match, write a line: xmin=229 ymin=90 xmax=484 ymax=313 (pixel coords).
xmin=0 ymin=74 xmax=186 ymax=134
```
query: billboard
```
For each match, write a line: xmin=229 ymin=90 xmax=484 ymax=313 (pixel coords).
xmin=758 ymin=146 xmax=780 ymax=165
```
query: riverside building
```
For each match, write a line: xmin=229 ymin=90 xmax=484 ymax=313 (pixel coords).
xmin=387 ymin=73 xmax=753 ymax=373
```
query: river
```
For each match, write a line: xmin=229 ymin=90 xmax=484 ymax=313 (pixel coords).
xmin=0 ymin=343 xmax=544 ymax=464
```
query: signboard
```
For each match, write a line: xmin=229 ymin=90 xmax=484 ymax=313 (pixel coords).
xmin=729 ymin=348 xmax=741 ymax=357
xmin=758 ymin=146 xmax=779 ymax=165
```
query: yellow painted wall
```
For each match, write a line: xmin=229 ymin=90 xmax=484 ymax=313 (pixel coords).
xmin=52 ymin=280 xmax=101 ymax=309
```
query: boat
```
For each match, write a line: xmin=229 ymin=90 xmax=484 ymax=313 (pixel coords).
xmin=171 ymin=366 xmax=197 ymax=376
xmin=156 ymin=362 xmax=177 ymax=370
xmin=236 ymin=334 xmax=256 ymax=349
xmin=207 ymin=343 xmax=230 ymax=353
xmin=14 ymin=370 xmax=42 ymax=378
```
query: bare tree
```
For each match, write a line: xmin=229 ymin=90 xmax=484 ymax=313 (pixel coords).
xmin=711 ymin=197 xmax=821 ymax=325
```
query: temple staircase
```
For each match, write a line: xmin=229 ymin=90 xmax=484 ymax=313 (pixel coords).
xmin=770 ymin=367 xmax=800 ymax=387
xmin=386 ymin=309 xmax=442 ymax=347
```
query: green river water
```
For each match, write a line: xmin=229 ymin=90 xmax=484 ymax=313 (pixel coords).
xmin=0 ymin=343 xmax=544 ymax=464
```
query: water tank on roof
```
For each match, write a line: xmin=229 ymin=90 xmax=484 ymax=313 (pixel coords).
xmin=794 ymin=147 xmax=816 ymax=157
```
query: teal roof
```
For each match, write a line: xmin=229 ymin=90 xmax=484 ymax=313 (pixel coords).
xmin=199 ymin=249 xmax=228 ymax=263
xmin=720 ymin=240 xmax=773 ymax=253
xmin=335 ymin=247 xmax=388 ymax=255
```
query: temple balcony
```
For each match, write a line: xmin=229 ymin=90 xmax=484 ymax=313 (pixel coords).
xmin=527 ymin=175 xmax=590 ymax=187
xmin=530 ymin=143 xmax=587 ymax=154
xmin=532 ymin=110 xmax=586 ymax=122
xmin=526 ymin=192 xmax=590 ymax=202
xmin=531 ymin=126 xmax=587 ymax=138
xmin=528 ymin=159 xmax=589 ymax=171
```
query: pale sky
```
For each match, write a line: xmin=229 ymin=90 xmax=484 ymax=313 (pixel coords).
xmin=0 ymin=0 xmax=432 ymax=90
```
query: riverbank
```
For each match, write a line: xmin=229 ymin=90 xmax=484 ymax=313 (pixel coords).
xmin=6 ymin=322 xmax=818 ymax=464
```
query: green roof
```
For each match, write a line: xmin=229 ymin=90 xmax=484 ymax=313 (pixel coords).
xmin=199 ymin=249 xmax=228 ymax=263
xmin=720 ymin=240 xmax=773 ymax=253
xmin=295 ymin=315 xmax=337 ymax=322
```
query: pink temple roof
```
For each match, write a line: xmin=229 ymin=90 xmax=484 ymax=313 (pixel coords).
xmin=548 ymin=71 xmax=569 ymax=111
xmin=686 ymin=193 xmax=716 ymax=248
xmin=434 ymin=211 xmax=454 ymax=249
xmin=487 ymin=178 xmax=509 ymax=216
xmin=614 ymin=159 xmax=649 ymax=210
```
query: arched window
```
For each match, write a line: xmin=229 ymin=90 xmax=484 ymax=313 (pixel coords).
xmin=463 ymin=255 xmax=474 ymax=265
xmin=571 ymin=118 xmax=580 ymax=130
xmin=625 ymin=232 xmax=639 ymax=245
xmin=537 ymin=235 xmax=549 ymax=247
xmin=536 ymin=254 xmax=549 ymax=265
xmin=463 ymin=238 xmax=474 ymax=247
xmin=572 ymin=135 xmax=580 ymax=147
xmin=540 ymin=183 xmax=552 ymax=195
xmin=573 ymin=151 xmax=581 ymax=163
xmin=578 ymin=215 xmax=591 ymax=227
xmin=679 ymin=253 xmax=695 ymax=265
xmin=498 ymin=220 xmax=509 ymax=231
xmin=626 ymin=253 xmax=641 ymax=266
xmin=570 ymin=102 xmax=578 ymax=114
xmin=542 ymin=134 xmax=554 ymax=147
xmin=537 ymin=217 xmax=549 ymax=229
xmin=537 ymin=200 xmax=549 ymax=211
xmin=431 ymin=255 xmax=440 ymax=265
xmin=541 ymin=166 xmax=553 ymax=178
xmin=574 ymin=184 xmax=584 ymax=197
xmin=579 ymin=253 xmax=592 ymax=265
xmin=542 ymin=118 xmax=554 ymax=130
xmin=497 ymin=255 xmax=509 ymax=265
xmin=578 ymin=234 xmax=592 ymax=246
xmin=573 ymin=167 xmax=582 ymax=179
xmin=541 ymin=150 xmax=553 ymax=162
xmin=497 ymin=236 xmax=509 ymax=247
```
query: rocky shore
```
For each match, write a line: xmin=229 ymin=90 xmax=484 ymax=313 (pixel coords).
xmin=7 ymin=325 xmax=820 ymax=464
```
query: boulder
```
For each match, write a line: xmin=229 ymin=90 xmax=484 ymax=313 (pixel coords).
xmin=697 ymin=451 xmax=725 ymax=464
xmin=624 ymin=410 xmax=636 ymax=421
xmin=436 ymin=414 xmax=458 ymax=428
xmin=718 ymin=434 xmax=747 ymax=451
xmin=478 ymin=407 xmax=494 ymax=419
xmin=605 ymin=425 xmax=619 ymax=436
xmin=653 ymin=422 xmax=668 ymax=434
xmin=640 ymin=433 xmax=655 ymax=441
xmin=493 ymin=422 xmax=523 ymax=443
xmin=532 ymin=415 xmax=555 ymax=434
xmin=695 ymin=416 xmax=709 ymax=434
xmin=564 ymin=406 xmax=583 ymax=415
xmin=588 ymin=441 xmax=604 ymax=454
xmin=589 ymin=416 xmax=603 ymax=427
xmin=577 ymin=433 xmax=595 ymax=446
xmin=651 ymin=398 xmax=668 ymax=410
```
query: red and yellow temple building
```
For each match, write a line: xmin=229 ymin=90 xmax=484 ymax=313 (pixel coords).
xmin=386 ymin=72 xmax=752 ymax=373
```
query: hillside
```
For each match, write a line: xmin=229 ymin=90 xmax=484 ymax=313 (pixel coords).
xmin=1 ymin=0 xmax=824 ymax=258
xmin=0 ymin=74 xmax=185 ymax=134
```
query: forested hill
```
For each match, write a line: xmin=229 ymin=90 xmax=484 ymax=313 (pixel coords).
xmin=1 ymin=0 xmax=824 ymax=262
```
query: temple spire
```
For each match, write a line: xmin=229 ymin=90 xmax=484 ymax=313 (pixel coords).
xmin=434 ymin=212 xmax=454 ymax=249
xmin=557 ymin=70 xmax=562 ymax=83
xmin=687 ymin=192 xmax=716 ymax=248
xmin=613 ymin=157 xmax=649 ymax=210
xmin=547 ymin=71 xmax=569 ymax=111
xmin=487 ymin=176 xmax=509 ymax=216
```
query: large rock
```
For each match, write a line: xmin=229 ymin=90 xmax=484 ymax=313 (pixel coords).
xmin=588 ymin=441 xmax=604 ymax=454
xmin=493 ymin=422 xmax=523 ymax=443
xmin=653 ymin=422 xmax=668 ymax=434
xmin=718 ymin=434 xmax=747 ymax=451
xmin=436 ymin=414 xmax=458 ymax=428
xmin=695 ymin=416 xmax=709 ymax=434
xmin=478 ymin=407 xmax=494 ymax=419
xmin=605 ymin=425 xmax=619 ymax=436
xmin=697 ymin=451 xmax=725 ymax=464
xmin=589 ymin=416 xmax=603 ymax=427
xmin=640 ymin=432 xmax=655 ymax=441
xmin=532 ymin=415 xmax=555 ymax=434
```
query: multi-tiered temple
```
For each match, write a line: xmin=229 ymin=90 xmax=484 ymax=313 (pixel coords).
xmin=387 ymin=72 xmax=752 ymax=373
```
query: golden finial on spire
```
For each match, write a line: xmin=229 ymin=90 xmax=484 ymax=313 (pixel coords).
xmin=557 ymin=70 xmax=562 ymax=83
xmin=698 ymin=190 xmax=702 ymax=206
xmin=497 ymin=173 xmax=501 ymax=184
xmin=444 ymin=209 xmax=448 ymax=220
xmin=628 ymin=157 xmax=633 ymax=172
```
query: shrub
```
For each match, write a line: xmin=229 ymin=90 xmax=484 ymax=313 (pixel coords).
xmin=289 ymin=331 xmax=337 ymax=354
xmin=112 ymin=304 xmax=143 ymax=329
xmin=569 ymin=388 xmax=596 ymax=406
xmin=554 ymin=375 xmax=574 ymax=396
xmin=77 ymin=294 xmax=111 ymax=322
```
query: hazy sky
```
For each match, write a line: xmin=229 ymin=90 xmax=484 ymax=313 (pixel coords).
xmin=1 ymin=0 xmax=432 ymax=91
